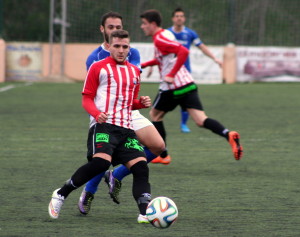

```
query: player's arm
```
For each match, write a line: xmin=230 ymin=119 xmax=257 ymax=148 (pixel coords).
xmin=198 ymin=43 xmax=222 ymax=68
xmin=128 ymin=48 xmax=142 ymax=71
xmin=82 ymin=64 xmax=108 ymax=123
xmin=86 ymin=54 xmax=95 ymax=71
xmin=141 ymin=58 xmax=159 ymax=68
xmin=155 ymin=34 xmax=189 ymax=83
xmin=131 ymin=74 xmax=151 ymax=109
xmin=166 ymin=45 xmax=189 ymax=78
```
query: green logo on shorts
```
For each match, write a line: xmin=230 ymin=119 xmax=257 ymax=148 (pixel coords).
xmin=96 ymin=133 xmax=109 ymax=143
xmin=125 ymin=138 xmax=144 ymax=151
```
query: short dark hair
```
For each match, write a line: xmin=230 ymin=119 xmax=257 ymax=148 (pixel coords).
xmin=109 ymin=29 xmax=129 ymax=43
xmin=172 ymin=7 xmax=184 ymax=17
xmin=101 ymin=11 xmax=123 ymax=26
xmin=140 ymin=9 xmax=162 ymax=27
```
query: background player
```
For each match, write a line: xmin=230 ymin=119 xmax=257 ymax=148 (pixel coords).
xmin=140 ymin=9 xmax=243 ymax=164
xmin=169 ymin=7 xmax=223 ymax=134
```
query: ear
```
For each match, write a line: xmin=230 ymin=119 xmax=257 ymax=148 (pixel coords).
xmin=100 ymin=25 xmax=104 ymax=33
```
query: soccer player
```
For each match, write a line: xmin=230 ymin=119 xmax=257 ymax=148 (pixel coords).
xmin=168 ymin=7 xmax=223 ymax=134
xmin=140 ymin=9 xmax=243 ymax=163
xmin=48 ymin=30 xmax=152 ymax=223
xmin=77 ymin=12 xmax=166 ymax=221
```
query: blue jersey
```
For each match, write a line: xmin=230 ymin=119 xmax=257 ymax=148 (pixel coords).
xmin=168 ymin=26 xmax=202 ymax=72
xmin=86 ymin=44 xmax=141 ymax=70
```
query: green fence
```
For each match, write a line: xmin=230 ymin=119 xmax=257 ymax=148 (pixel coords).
xmin=2 ymin=0 xmax=300 ymax=46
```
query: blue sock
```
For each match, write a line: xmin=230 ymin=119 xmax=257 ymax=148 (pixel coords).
xmin=181 ymin=109 xmax=189 ymax=125
xmin=113 ymin=147 xmax=157 ymax=181
xmin=112 ymin=165 xmax=131 ymax=181
xmin=85 ymin=172 xmax=105 ymax=194
xmin=144 ymin=146 xmax=157 ymax=162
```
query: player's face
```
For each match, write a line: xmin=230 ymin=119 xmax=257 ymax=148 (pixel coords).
xmin=140 ymin=18 xmax=155 ymax=36
xmin=172 ymin=11 xmax=185 ymax=26
xmin=108 ymin=37 xmax=130 ymax=63
xmin=101 ymin=17 xmax=123 ymax=43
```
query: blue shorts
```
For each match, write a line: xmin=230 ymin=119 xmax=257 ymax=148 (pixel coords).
xmin=86 ymin=123 xmax=146 ymax=166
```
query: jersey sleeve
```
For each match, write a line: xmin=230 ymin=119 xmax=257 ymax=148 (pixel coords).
xmin=155 ymin=34 xmax=189 ymax=77
xmin=86 ymin=54 xmax=95 ymax=71
xmin=155 ymin=33 xmax=181 ymax=55
xmin=128 ymin=48 xmax=141 ymax=71
xmin=82 ymin=63 xmax=102 ymax=118
xmin=82 ymin=63 xmax=100 ymax=97
xmin=191 ymin=30 xmax=202 ymax=46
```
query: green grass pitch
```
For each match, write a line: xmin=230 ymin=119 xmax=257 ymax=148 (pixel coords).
xmin=0 ymin=81 xmax=300 ymax=237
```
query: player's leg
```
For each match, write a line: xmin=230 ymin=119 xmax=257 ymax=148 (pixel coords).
xmin=180 ymin=106 xmax=191 ymax=133
xmin=78 ymin=172 xmax=105 ymax=214
xmin=149 ymin=90 xmax=177 ymax=164
xmin=106 ymin=118 xmax=165 ymax=204
xmin=125 ymin=157 xmax=151 ymax=224
xmin=111 ymin=124 xmax=165 ymax=181
xmin=149 ymin=108 xmax=172 ymax=163
xmin=116 ymin=130 xmax=151 ymax=223
xmin=77 ymin=123 xmax=114 ymax=215
xmin=49 ymin=155 xmax=111 ymax=219
xmin=185 ymin=90 xmax=243 ymax=159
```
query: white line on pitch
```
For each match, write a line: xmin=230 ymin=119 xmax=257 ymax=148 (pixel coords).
xmin=0 ymin=82 xmax=33 ymax=93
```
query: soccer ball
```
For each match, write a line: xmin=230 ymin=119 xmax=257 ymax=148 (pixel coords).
xmin=146 ymin=196 xmax=178 ymax=228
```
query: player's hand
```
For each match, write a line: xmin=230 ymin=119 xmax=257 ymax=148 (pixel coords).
xmin=215 ymin=58 xmax=223 ymax=68
xmin=139 ymin=96 xmax=151 ymax=108
xmin=96 ymin=112 xmax=109 ymax=123
xmin=146 ymin=66 xmax=153 ymax=78
xmin=164 ymin=76 xmax=174 ymax=84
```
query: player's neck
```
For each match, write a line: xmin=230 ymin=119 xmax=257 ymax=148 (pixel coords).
xmin=153 ymin=27 xmax=162 ymax=36
xmin=173 ymin=25 xmax=184 ymax=33
xmin=103 ymin=41 xmax=109 ymax=50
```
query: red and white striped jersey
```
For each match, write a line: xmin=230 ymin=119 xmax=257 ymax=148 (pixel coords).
xmin=82 ymin=56 xmax=141 ymax=129
xmin=153 ymin=29 xmax=194 ymax=91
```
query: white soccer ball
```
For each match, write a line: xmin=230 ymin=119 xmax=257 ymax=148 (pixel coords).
xmin=146 ymin=196 xmax=178 ymax=228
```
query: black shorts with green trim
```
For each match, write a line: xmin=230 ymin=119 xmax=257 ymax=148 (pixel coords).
xmin=86 ymin=123 xmax=146 ymax=166
xmin=152 ymin=83 xmax=204 ymax=112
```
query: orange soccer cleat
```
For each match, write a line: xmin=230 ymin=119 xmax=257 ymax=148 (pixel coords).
xmin=228 ymin=131 xmax=243 ymax=160
xmin=151 ymin=155 xmax=172 ymax=165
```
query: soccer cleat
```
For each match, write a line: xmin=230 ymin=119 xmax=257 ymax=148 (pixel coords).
xmin=181 ymin=123 xmax=191 ymax=133
xmin=228 ymin=131 xmax=243 ymax=160
xmin=150 ymin=155 xmax=172 ymax=165
xmin=137 ymin=214 xmax=150 ymax=224
xmin=48 ymin=189 xmax=65 ymax=219
xmin=78 ymin=189 xmax=94 ymax=215
xmin=104 ymin=170 xmax=122 ymax=204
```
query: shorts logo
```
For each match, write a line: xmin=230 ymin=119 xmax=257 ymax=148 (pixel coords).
xmin=125 ymin=138 xmax=144 ymax=151
xmin=96 ymin=133 xmax=109 ymax=143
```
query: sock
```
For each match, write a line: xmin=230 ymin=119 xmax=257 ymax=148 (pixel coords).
xmin=130 ymin=161 xmax=151 ymax=215
xmin=159 ymin=149 xmax=168 ymax=158
xmin=58 ymin=157 xmax=110 ymax=198
xmin=85 ymin=172 xmax=105 ymax=194
xmin=203 ymin=118 xmax=229 ymax=139
xmin=113 ymin=147 xmax=157 ymax=181
xmin=152 ymin=121 xmax=166 ymax=141
xmin=113 ymin=165 xmax=131 ymax=181
xmin=144 ymin=146 xmax=157 ymax=162
xmin=181 ymin=109 xmax=189 ymax=125
xmin=152 ymin=121 xmax=168 ymax=158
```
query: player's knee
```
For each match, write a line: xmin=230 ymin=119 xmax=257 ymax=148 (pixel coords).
xmin=91 ymin=157 xmax=111 ymax=172
xmin=130 ymin=160 xmax=149 ymax=180
xmin=149 ymin=141 xmax=165 ymax=155
xmin=195 ymin=120 xmax=204 ymax=127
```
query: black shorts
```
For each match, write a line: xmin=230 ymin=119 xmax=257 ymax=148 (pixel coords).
xmin=153 ymin=83 xmax=204 ymax=112
xmin=86 ymin=123 xmax=146 ymax=166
